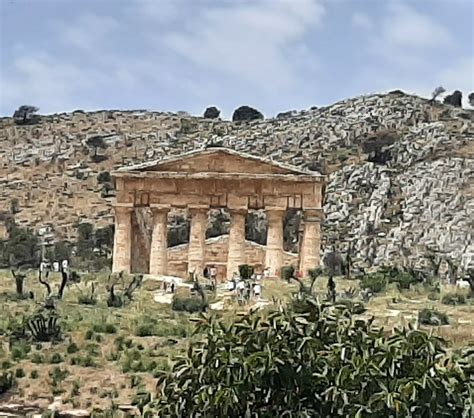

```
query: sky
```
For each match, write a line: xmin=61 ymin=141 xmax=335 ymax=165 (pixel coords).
xmin=0 ymin=0 xmax=473 ymax=118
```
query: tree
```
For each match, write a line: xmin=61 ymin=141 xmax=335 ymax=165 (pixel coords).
xmin=86 ymin=135 xmax=107 ymax=157
xmin=147 ymin=299 xmax=470 ymax=416
xmin=232 ymin=105 xmax=264 ymax=122
xmin=468 ymin=92 xmax=474 ymax=107
xmin=2 ymin=227 xmax=40 ymax=268
xmin=76 ymin=222 xmax=94 ymax=258
xmin=443 ymin=90 xmax=462 ymax=107
xmin=203 ymin=106 xmax=220 ymax=119
xmin=97 ymin=171 xmax=111 ymax=184
xmin=95 ymin=225 xmax=114 ymax=256
xmin=431 ymin=86 xmax=446 ymax=101
xmin=12 ymin=105 xmax=39 ymax=124
xmin=10 ymin=198 xmax=20 ymax=215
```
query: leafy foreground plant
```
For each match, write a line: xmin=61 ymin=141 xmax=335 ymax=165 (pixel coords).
xmin=145 ymin=299 xmax=472 ymax=417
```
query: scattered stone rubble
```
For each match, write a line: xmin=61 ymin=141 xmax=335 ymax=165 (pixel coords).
xmin=0 ymin=91 xmax=472 ymax=273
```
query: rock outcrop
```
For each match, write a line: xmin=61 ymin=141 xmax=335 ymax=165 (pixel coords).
xmin=0 ymin=92 xmax=472 ymax=274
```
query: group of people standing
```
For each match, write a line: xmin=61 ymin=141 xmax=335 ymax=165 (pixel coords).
xmin=227 ymin=272 xmax=262 ymax=304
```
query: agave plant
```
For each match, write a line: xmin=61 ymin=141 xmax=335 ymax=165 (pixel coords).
xmin=27 ymin=310 xmax=61 ymax=342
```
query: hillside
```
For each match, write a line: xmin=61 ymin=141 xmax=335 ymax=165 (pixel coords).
xmin=0 ymin=91 xmax=473 ymax=275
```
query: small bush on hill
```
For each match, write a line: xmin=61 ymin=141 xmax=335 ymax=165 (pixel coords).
xmin=418 ymin=308 xmax=449 ymax=326
xmin=441 ymin=292 xmax=466 ymax=306
xmin=92 ymin=322 xmax=117 ymax=334
xmin=0 ymin=371 xmax=14 ymax=394
xmin=171 ymin=295 xmax=207 ymax=313
xmin=360 ymin=273 xmax=387 ymax=293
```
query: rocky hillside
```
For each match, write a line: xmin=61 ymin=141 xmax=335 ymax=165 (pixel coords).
xmin=0 ymin=91 xmax=473 ymax=275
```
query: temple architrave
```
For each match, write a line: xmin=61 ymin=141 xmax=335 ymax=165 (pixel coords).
xmin=111 ymin=147 xmax=325 ymax=279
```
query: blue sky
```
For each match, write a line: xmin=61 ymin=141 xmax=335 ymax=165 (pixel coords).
xmin=1 ymin=0 xmax=473 ymax=118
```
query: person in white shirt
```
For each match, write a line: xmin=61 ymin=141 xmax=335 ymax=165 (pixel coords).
xmin=253 ymin=283 xmax=262 ymax=300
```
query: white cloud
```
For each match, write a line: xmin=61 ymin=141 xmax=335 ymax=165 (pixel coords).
xmin=58 ymin=13 xmax=119 ymax=52
xmin=352 ymin=12 xmax=372 ymax=30
xmin=161 ymin=0 xmax=325 ymax=91
xmin=383 ymin=3 xmax=452 ymax=49
xmin=369 ymin=2 xmax=454 ymax=69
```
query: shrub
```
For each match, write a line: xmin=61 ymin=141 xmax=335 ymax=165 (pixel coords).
xmin=280 ymin=265 xmax=295 ymax=282
xmin=92 ymin=322 xmax=117 ymax=334
xmin=388 ymin=271 xmax=418 ymax=289
xmin=30 ymin=370 xmax=39 ymax=379
xmin=10 ymin=341 xmax=31 ymax=361
xmin=50 ymin=353 xmax=63 ymax=364
xmin=31 ymin=353 xmax=44 ymax=364
xmin=0 ymin=371 xmax=14 ymax=395
xmin=418 ymin=308 xmax=449 ymax=326
xmin=360 ymin=274 xmax=387 ymax=293
xmin=67 ymin=342 xmax=79 ymax=354
xmin=15 ymin=368 xmax=25 ymax=378
xmin=148 ymin=299 xmax=469 ymax=417
xmin=135 ymin=322 xmax=156 ymax=337
xmin=441 ymin=292 xmax=466 ymax=306
xmin=171 ymin=295 xmax=207 ymax=313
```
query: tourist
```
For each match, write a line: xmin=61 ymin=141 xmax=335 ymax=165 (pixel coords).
xmin=253 ymin=282 xmax=262 ymax=300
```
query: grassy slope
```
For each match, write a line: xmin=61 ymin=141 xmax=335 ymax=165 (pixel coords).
xmin=0 ymin=270 xmax=472 ymax=412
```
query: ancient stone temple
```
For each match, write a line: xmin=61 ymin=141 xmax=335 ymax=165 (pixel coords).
xmin=111 ymin=147 xmax=325 ymax=279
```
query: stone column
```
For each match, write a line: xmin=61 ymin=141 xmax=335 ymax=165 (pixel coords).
xmin=149 ymin=205 xmax=170 ymax=276
xmin=299 ymin=209 xmax=323 ymax=276
xmin=265 ymin=209 xmax=284 ymax=277
xmin=112 ymin=206 xmax=133 ymax=273
xmin=187 ymin=207 xmax=208 ymax=276
xmin=227 ymin=209 xmax=246 ymax=278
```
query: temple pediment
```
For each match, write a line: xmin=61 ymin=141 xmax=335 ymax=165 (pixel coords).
xmin=115 ymin=147 xmax=319 ymax=177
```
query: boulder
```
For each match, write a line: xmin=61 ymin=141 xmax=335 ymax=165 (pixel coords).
xmin=203 ymin=106 xmax=221 ymax=119
xmin=232 ymin=106 xmax=264 ymax=122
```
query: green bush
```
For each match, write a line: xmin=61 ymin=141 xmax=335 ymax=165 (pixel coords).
xmin=280 ymin=265 xmax=295 ymax=281
xmin=418 ymin=308 xmax=449 ymax=326
xmin=92 ymin=322 xmax=117 ymax=334
xmin=31 ymin=353 xmax=44 ymax=364
xmin=0 ymin=371 xmax=14 ymax=395
xmin=10 ymin=341 xmax=31 ymax=361
xmin=15 ymin=368 xmax=25 ymax=378
xmin=360 ymin=274 xmax=387 ymax=293
xmin=441 ymin=292 xmax=466 ymax=306
xmin=67 ymin=342 xmax=79 ymax=354
xmin=147 ymin=298 xmax=470 ymax=417
xmin=387 ymin=271 xmax=418 ymax=289
xmin=30 ymin=370 xmax=39 ymax=379
xmin=50 ymin=353 xmax=63 ymax=364
xmin=171 ymin=295 xmax=207 ymax=313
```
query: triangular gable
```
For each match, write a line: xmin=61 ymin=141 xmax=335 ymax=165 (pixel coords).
xmin=116 ymin=147 xmax=314 ymax=176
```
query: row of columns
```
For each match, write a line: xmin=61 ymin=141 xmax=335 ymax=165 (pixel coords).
xmin=112 ymin=205 xmax=322 ymax=278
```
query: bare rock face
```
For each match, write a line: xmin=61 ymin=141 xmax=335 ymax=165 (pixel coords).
xmin=232 ymin=106 xmax=264 ymax=122
xmin=203 ymin=106 xmax=220 ymax=119
xmin=443 ymin=90 xmax=462 ymax=107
